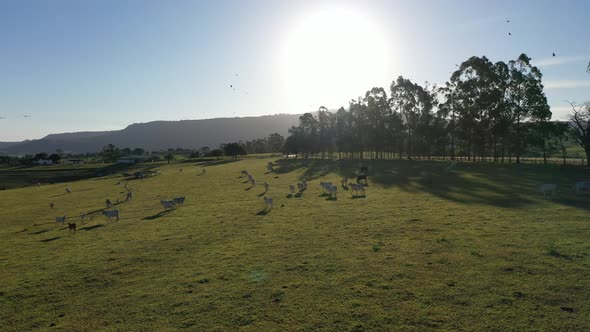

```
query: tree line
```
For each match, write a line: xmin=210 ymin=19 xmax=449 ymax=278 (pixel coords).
xmin=283 ymin=54 xmax=590 ymax=166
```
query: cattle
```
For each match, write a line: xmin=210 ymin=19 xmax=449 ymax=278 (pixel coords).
xmin=349 ymin=183 xmax=366 ymax=197
xmin=172 ymin=196 xmax=186 ymax=206
xmin=161 ymin=200 xmax=176 ymax=210
xmin=203 ymin=169 xmax=206 ymax=174
xmin=65 ymin=187 xmax=72 ymax=194
xmin=263 ymin=197 xmax=273 ymax=211
xmin=302 ymin=179 xmax=308 ymax=190
xmin=341 ymin=177 xmax=348 ymax=188
xmin=327 ymin=185 xmax=337 ymax=199
xmin=105 ymin=199 xmax=114 ymax=209
xmin=241 ymin=170 xmax=249 ymax=177
xmin=267 ymin=162 xmax=274 ymax=172
xmin=102 ymin=210 xmax=120 ymax=222
xmin=356 ymin=175 xmax=368 ymax=184
xmin=320 ymin=181 xmax=333 ymax=193
xmin=250 ymin=178 xmax=256 ymax=186
xmin=179 ymin=168 xmax=183 ymax=173
xmin=49 ymin=203 xmax=55 ymax=209
xmin=68 ymin=223 xmax=76 ymax=233
xmin=289 ymin=185 xmax=296 ymax=194
xmin=539 ymin=184 xmax=557 ymax=197
xmin=297 ymin=183 xmax=305 ymax=192
xmin=55 ymin=216 xmax=66 ymax=226
xmin=125 ymin=191 xmax=133 ymax=201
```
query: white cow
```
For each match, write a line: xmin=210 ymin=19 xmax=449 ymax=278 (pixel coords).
xmin=65 ymin=187 xmax=72 ymax=194
xmin=327 ymin=185 xmax=337 ymax=198
xmin=55 ymin=216 xmax=66 ymax=226
xmin=349 ymin=183 xmax=366 ymax=197
xmin=173 ymin=196 xmax=186 ymax=206
xmin=102 ymin=210 xmax=120 ymax=222
xmin=539 ymin=184 xmax=557 ymax=197
xmin=263 ymin=197 xmax=273 ymax=211
xmin=161 ymin=200 xmax=176 ymax=210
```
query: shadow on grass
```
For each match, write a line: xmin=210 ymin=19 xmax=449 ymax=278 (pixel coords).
xmin=142 ymin=210 xmax=173 ymax=220
xmin=257 ymin=191 xmax=267 ymax=197
xmin=79 ymin=224 xmax=104 ymax=231
xmin=30 ymin=229 xmax=50 ymax=235
xmin=256 ymin=209 xmax=271 ymax=216
xmin=273 ymin=158 xmax=590 ymax=210
xmin=40 ymin=237 xmax=60 ymax=243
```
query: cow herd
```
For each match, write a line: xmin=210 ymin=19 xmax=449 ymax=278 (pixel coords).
xmin=50 ymin=170 xmax=189 ymax=233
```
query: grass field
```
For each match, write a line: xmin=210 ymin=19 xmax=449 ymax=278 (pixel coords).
xmin=1 ymin=157 xmax=589 ymax=331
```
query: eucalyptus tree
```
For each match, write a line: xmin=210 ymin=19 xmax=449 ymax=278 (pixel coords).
xmin=364 ymin=87 xmax=389 ymax=158
xmin=567 ymin=102 xmax=590 ymax=166
xmin=507 ymin=54 xmax=545 ymax=163
xmin=389 ymin=76 xmax=432 ymax=159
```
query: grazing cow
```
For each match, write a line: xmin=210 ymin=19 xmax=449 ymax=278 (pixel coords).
xmin=102 ymin=210 xmax=120 ymax=222
xmin=341 ymin=177 xmax=348 ymax=188
xmin=65 ymin=187 xmax=72 ymax=194
xmin=105 ymin=199 xmax=114 ymax=209
xmin=574 ymin=181 xmax=590 ymax=193
xmin=241 ymin=170 xmax=249 ymax=177
xmin=68 ymin=223 xmax=76 ymax=233
xmin=297 ymin=183 xmax=305 ymax=192
xmin=263 ymin=197 xmax=273 ymax=211
xmin=327 ymin=185 xmax=337 ymax=198
xmin=302 ymin=179 xmax=308 ymax=190
xmin=349 ymin=183 xmax=366 ymax=197
xmin=172 ymin=196 xmax=186 ymax=206
xmin=539 ymin=184 xmax=557 ymax=197
xmin=55 ymin=216 xmax=66 ymax=226
xmin=320 ymin=181 xmax=333 ymax=194
xmin=289 ymin=185 xmax=296 ymax=194
xmin=49 ymin=203 xmax=54 ymax=209
xmin=250 ymin=178 xmax=256 ymax=186
xmin=125 ymin=191 xmax=133 ymax=201
xmin=356 ymin=175 xmax=368 ymax=184
xmin=263 ymin=182 xmax=269 ymax=193
xmin=161 ymin=200 xmax=176 ymax=210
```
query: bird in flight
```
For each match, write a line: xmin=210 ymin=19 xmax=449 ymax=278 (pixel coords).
xmin=587 ymin=61 xmax=590 ymax=73
xmin=552 ymin=53 xmax=556 ymax=57
xmin=23 ymin=115 xmax=31 ymax=118
xmin=506 ymin=19 xmax=510 ymax=23
xmin=508 ymin=32 xmax=512 ymax=36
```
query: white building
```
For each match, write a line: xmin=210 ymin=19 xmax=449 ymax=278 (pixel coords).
xmin=35 ymin=159 xmax=54 ymax=165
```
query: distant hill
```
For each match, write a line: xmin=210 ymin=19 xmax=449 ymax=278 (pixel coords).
xmin=0 ymin=114 xmax=302 ymax=155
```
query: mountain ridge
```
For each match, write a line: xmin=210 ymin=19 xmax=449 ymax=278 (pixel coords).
xmin=0 ymin=114 xmax=303 ymax=155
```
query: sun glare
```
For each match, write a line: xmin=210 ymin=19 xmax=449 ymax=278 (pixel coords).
xmin=279 ymin=7 xmax=393 ymax=110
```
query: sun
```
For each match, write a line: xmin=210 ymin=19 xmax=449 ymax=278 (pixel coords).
xmin=279 ymin=7 xmax=393 ymax=110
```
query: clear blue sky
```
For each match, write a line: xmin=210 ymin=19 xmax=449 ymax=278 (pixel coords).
xmin=1 ymin=0 xmax=589 ymax=141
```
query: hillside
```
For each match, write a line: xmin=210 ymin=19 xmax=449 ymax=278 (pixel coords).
xmin=0 ymin=114 xmax=302 ymax=154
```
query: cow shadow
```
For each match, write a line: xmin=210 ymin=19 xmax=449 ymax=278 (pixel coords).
xmin=30 ymin=229 xmax=50 ymax=235
xmin=258 ymin=192 xmax=267 ymax=197
xmin=40 ymin=237 xmax=60 ymax=243
xmin=79 ymin=224 xmax=104 ymax=231
xmin=256 ymin=209 xmax=271 ymax=216
xmin=142 ymin=210 xmax=173 ymax=220
xmin=326 ymin=196 xmax=337 ymax=201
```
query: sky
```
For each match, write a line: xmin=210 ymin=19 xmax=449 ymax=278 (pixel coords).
xmin=1 ymin=0 xmax=589 ymax=141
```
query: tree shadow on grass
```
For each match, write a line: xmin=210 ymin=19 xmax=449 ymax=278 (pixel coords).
xmin=40 ymin=237 xmax=60 ymax=243
xmin=273 ymin=158 xmax=590 ymax=210
xmin=79 ymin=224 xmax=104 ymax=231
xmin=142 ymin=210 xmax=173 ymax=220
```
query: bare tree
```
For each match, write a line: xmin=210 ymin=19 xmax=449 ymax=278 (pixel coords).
xmin=567 ymin=101 xmax=590 ymax=166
